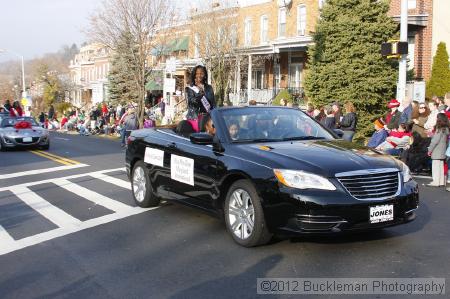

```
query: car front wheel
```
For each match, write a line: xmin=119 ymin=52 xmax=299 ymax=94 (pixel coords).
xmin=131 ymin=160 xmax=160 ymax=207
xmin=224 ymin=180 xmax=272 ymax=247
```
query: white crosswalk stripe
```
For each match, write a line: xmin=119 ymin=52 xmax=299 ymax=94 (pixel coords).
xmin=54 ymin=178 xmax=134 ymax=213
xmin=89 ymin=172 xmax=132 ymax=190
xmin=0 ymin=168 xmax=154 ymax=256
xmin=11 ymin=186 xmax=83 ymax=228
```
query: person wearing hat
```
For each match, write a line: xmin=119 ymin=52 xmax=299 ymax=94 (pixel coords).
xmin=367 ymin=118 xmax=388 ymax=148
xmin=384 ymin=99 xmax=402 ymax=131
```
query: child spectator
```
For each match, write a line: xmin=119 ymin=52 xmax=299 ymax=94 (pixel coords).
xmin=143 ymin=115 xmax=154 ymax=128
xmin=376 ymin=123 xmax=412 ymax=155
xmin=368 ymin=119 xmax=388 ymax=148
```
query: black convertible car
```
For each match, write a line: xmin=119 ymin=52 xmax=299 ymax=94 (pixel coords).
xmin=126 ymin=107 xmax=419 ymax=247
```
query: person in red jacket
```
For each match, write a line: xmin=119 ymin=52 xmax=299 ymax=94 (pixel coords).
xmin=101 ymin=103 xmax=108 ymax=117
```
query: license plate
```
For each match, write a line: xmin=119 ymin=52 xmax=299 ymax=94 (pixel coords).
xmin=369 ymin=204 xmax=394 ymax=223
xmin=23 ymin=137 xmax=32 ymax=142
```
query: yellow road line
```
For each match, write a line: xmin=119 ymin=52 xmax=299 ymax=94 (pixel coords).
xmin=33 ymin=150 xmax=80 ymax=165
xmin=28 ymin=150 xmax=79 ymax=166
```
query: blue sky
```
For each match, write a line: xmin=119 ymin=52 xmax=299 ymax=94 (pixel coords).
xmin=0 ymin=0 xmax=104 ymax=62
xmin=0 ymin=0 xmax=215 ymax=63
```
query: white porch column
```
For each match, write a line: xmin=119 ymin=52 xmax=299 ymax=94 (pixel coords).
xmin=247 ymin=54 xmax=252 ymax=104
xmin=236 ymin=56 xmax=241 ymax=105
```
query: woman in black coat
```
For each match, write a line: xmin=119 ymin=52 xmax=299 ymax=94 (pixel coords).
xmin=185 ymin=65 xmax=215 ymax=131
xmin=340 ymin=101 xmax=358 ymax=142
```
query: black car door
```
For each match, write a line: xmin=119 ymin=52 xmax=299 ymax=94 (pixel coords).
xmin=164 ymin=136 xmax=219 ymax=210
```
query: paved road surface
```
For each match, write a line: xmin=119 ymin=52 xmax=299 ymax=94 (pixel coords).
xmin=0 ymin=132 xmax=448 ymax=298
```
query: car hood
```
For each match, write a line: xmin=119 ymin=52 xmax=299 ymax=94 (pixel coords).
xmin=234 ymin=139 xmax=399 ymax=177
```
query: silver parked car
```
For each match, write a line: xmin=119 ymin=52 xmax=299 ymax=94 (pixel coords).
xmin=0 ymin=117 xmax=50 ymax=151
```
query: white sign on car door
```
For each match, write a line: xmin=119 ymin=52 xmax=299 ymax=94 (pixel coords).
xmin=144 ymin=147 xmax=164 ymax=167
xmin=170 ymin=154 xmax=194 ymax=186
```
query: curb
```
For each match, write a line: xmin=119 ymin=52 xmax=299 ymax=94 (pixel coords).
xmin=53 ymin=130 xmax=120 ymax=141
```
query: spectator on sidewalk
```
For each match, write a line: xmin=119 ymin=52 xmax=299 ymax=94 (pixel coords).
xmin=321 ymin=106 xmax=335 ymax=130
xmin=340 ymin=101 xmax=358 ymax=142
xmin=427 ymin=113 xmax=449 ymax=187
xmin=39 ymin=112 xmax=45 ymax=127
xmin=424 ymin=101 xmax=439 ymax=136
xmin=376 ymin=122 xmax=412 ymax=156
xmin=412 ymin=102 xmax=430 ymax=138
xmin=332 ymin=102 xmax=341 ymax=128
xmin=121 ymin=109 xmax=139 ymax=147
xmin=48 ymin=105 xmax=55 ymax=120
xmin=367 ymin=119 xmax=388 ymax=148
xmin=384 ymin=99 xmax=402 ymax=131
xmin=399 ymin=97 xmax=414 ymax=124
xmin=3 ymin=99 xmax=11 ymax=112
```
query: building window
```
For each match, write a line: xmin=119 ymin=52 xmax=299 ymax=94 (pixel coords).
xmin=231 ymin=24 xmax=238 ymax=48
xmin=252 ymin=69 xmax=264 ymax=89
xmin=408 ymin=0 xmax=416 ymax=9
xmin=274 ymin=64 xmax=280 ymax=89
xmin=217 ymin=26 xmax=224 ymax=44
xmin=260 ymin=15 xmax=268 ymax=44
xmin=244 ymin=19 xmax=252 ymax=46
xmin=289 ymin=56 xmax=303 ymax=88
xmin=278 ymin=8 xmax=286 ymax=38
xmin=297 ymin=5 xmax=307 ymax=36
xmin=194 ymin=33 xmax=199 ymax=58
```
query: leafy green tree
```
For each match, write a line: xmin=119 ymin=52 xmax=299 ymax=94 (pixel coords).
xmin=426 ymin=42 xmax=450 ymax=98
xmin=304 ymin=0 xmax=398 ymax=139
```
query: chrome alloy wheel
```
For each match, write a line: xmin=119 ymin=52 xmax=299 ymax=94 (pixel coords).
xmin=133 ymin=166 xmax=146 ymax=203
xmin=228 ymin=188 xmax=255 ymax=240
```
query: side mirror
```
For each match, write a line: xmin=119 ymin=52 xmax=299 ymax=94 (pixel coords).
xmin=333 ymin=129 xmax=344 ymax=138
xmin=190 ymin=132 xmax=214 ymax=145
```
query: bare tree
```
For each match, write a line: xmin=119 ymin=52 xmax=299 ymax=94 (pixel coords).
xmin=190 ymin=1 xmax=240 ymax=106
xmin=87 ymin=0 xmax=174 ymax=126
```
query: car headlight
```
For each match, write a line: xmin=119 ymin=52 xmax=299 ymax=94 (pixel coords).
xmin=273 ymin=169 xmax=336 ymax=190
xmin=400 ymin=161 xmax=412 ymax=182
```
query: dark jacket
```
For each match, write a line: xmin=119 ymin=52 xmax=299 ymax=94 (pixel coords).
xmin=386 ymin=110 xmax=402 ymax=130
xmin=321 ymin=116 xmax=336 ymax=130
xmin=185 ymin=84 xmax=215 ymax=119
xmin=340 ymin=112 xmax=357 ymax=131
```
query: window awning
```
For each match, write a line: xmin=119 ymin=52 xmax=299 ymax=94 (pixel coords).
xmin=151 ymin=36 xmax=190 ymax=56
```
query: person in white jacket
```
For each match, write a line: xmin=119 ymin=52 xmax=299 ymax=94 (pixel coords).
xmin=424 ymin=101 xmax=439 ymax=135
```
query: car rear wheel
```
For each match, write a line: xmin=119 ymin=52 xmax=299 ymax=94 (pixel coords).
xmin=131 ymin=160 xmax=160 ymax=207
xmin=0 ymin=140 xmax=5 ymax=152
xmin=224 ymin=180 xmax=272 ymax=247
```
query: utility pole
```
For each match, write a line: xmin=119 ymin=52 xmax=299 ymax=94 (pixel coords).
xmin=396 ymin=0 xmax=408 ymax=104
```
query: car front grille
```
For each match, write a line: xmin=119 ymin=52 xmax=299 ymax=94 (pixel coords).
xmin=336 ymin=168 xmax=400 ymax=200
xmin=15 ymin=137 xmax=40 ymax=144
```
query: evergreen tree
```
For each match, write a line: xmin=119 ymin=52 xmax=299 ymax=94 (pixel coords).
xmin=426 ymin=42 xmax=450 ymax=98
xmin=304 ymin=0 xmax=398 ymax=139
xmin=108 ymin=32 xmax=139 ymax=105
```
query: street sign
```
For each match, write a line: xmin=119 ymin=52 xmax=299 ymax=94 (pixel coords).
xmin=164 ymin=78 xmax=176 ymax=93
xmin=413 ymin=81 xmax=425 ymax=103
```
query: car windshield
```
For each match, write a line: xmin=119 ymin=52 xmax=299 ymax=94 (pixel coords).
xmin=1 ymin=117 xmax=39 ymax=128
xmin=219 ymin=107 xmax=335 ymax=142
